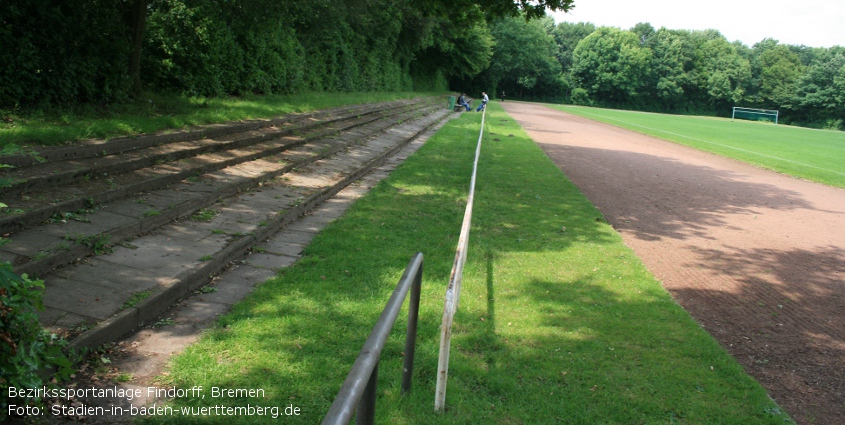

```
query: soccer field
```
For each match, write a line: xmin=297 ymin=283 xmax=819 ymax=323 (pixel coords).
xmin=554 ymin=105 xmax=845 ymax=189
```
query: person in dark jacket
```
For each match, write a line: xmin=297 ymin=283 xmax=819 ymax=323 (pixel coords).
xmin=457 ymin=93 xmax=471 ymax=111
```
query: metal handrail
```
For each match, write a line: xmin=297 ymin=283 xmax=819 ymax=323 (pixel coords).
xmin=322 ymin=252 xmax=424 ymax=425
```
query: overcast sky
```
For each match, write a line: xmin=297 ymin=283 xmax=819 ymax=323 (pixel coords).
xmin=551 ymin=0 xmax=844 ymax=48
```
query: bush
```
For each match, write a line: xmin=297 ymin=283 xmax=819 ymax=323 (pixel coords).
xmin=571 ymin=87 xmax=592 ymax=106
xmin=0 ymin=261 xmax=73 ymax=419
xmin=824 ymin=118 xmax=843 ymax=131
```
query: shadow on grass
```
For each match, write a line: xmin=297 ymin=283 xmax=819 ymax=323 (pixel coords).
xmin=380 ymin=268 xmax=787 ymax=424
xmin=142 ymin=106 xmax=791 ymax=424
xmin=518 ymin=104 xmax=842 ymax=423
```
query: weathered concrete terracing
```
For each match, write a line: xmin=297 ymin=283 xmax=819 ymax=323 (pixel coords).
xmin=0 ymin=97 xmax=452 ymax=354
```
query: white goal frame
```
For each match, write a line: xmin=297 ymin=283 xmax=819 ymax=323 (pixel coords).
xmin=732 ymin=107 xmax=779 ymax=124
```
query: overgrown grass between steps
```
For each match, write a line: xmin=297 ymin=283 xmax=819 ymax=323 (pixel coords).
xmin=144 ymin=103 xmax=791 ymax=424
xmin=0 ymin=91 xmax=436 ymax=147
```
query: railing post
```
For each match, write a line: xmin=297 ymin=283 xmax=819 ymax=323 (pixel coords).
xmin=401 ymin=261 xmax=422 ymax=393
xmin=356 ymin=361 xmax=378 ymax=425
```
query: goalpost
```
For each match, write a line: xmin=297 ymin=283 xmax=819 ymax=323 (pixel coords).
xmin=732 ymin=107 xmax=779 ymax=124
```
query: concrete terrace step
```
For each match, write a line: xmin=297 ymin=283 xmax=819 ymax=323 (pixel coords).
xmin=0 ymin=100 xmax=414 ymax=169
xmin=0 ymin=101 xmax=417 ymax=197
xmin=0 ymin=99 xmax=423 ymax=234
xmin=2 ymin=102 xmax=437 ymax=277
xmin=16 ymin=99 xmax=451 ymax=351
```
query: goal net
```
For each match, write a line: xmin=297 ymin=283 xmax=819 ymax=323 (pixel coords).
xmin=732 ymin=107 xmax=778 ymax=124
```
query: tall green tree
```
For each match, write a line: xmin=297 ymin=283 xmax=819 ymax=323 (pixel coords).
xmin=2 ymin=0 xmax=577 ymax=108
xmin=792 ymin=48 xmax=845 ymax=127
xmin=751 ymin=39 xmax=803 ymax=109
xmin=408 ymin=4 xmax=494 ymax=89
xmin=643 ymin=28 xmax=697 ymax=110
xmin=552 ymin=21 xmax=595 ymax=71
xmin=549 ymin=21 xmax=595 ymax=101
xmin=571 ymin=27 xmax=652 ymax=105
xmin=630 ymin=22 xmax=656 ymax=45
xmin=144 ymin=0 xmax=245 ymax=95
xmin=480 ymin=15 xmax=564 ymax=98
xmin=542 ymin=19 xmax=844 ymax=127
xmin=414 ymin=0 xmax=574 ymax=20
xmin=689 ymin=30 xmax=751 ymax=110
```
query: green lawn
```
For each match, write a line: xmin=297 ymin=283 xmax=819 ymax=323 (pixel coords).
xmin=143 ymin=103 xmax=791 ymax=424
xmin=554 ymin=105 xmax=845 ymax=189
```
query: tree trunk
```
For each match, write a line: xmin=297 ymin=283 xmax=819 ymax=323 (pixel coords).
xmin=127 ymin=0 xmax=147 ymax=97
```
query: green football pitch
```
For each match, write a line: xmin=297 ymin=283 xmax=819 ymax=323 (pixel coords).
xmin=554 ymin=105 xmax=845 ymax=189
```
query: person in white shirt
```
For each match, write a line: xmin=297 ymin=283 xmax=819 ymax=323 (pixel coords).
xmin=475 ymin=92 xmax=489 ymax=111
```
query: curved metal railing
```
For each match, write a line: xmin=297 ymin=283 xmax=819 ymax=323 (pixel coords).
xmin=322 ymin=252 xmax=424 ymax=425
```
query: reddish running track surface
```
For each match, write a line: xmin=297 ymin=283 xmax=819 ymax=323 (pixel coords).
xmin=501 ymin=102 xmax=845 ymax=424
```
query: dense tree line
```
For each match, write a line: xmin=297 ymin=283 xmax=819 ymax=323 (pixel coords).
xmin=0 ymin=0 xmax=571 ymax=108
xmin=3 ymin=1 xmax=840 ymax=129
xmin=457 ymin=18 xmax=845 ymax=129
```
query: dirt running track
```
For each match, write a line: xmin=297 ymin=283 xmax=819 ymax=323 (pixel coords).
xmin=501 ymin=102 xmax=844 ymax=424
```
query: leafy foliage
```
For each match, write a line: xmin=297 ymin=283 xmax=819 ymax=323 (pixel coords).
xmin=468 ymin=17 xmax=843 ymax=128
xmin=1 ymin=0 xmax=573 ymax=108
xmin=751 ymin=40 xmax=803 ymax=108
xmin=490 ymin=16 xmax=564 ymax=97
xmin=452 ymin=14 xmax=566 ymax=99
xmin=1 ymin=167 xmax=75 ymax=410
xmin=552 ymin=21 xmax=595 ymax=72
xmin=694 ymin=33 xmax=751 ymax=108
xmin=0 ymin=262 xmax=74 ymax=419
xmin=410 ymin=9 xmax=495 ymax=84
xmin=0 ymin=0 xmax=131 ymax=106
xmin=413 ymin=0 xmax=573 ymax=21
xmin=572 ymin=27 xmax=652 ymax=103
xmin=791 ymin=48 xmax=845 ymax=128
xmin=642 ymin=28 xmax=697 ymax=107
xmin=2 ymin=0 xmax=842 ymax=129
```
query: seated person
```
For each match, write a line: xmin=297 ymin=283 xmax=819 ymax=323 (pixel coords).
xmin=457 ymin=93 xmax=471 ymax=111
xmin=475 ymin=92 xmax=489 ymax=111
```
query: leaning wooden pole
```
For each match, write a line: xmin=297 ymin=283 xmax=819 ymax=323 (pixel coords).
xmin=435 ymin=107 xmax=486 ymax=412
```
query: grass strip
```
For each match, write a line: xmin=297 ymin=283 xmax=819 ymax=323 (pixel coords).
xmin=145 ymin=103 xmax=791 ymax=424
xmin=0 ymin=91 xmax=436 ymax=147
xmin=553 ymin=104 xmax=845 ymax=189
